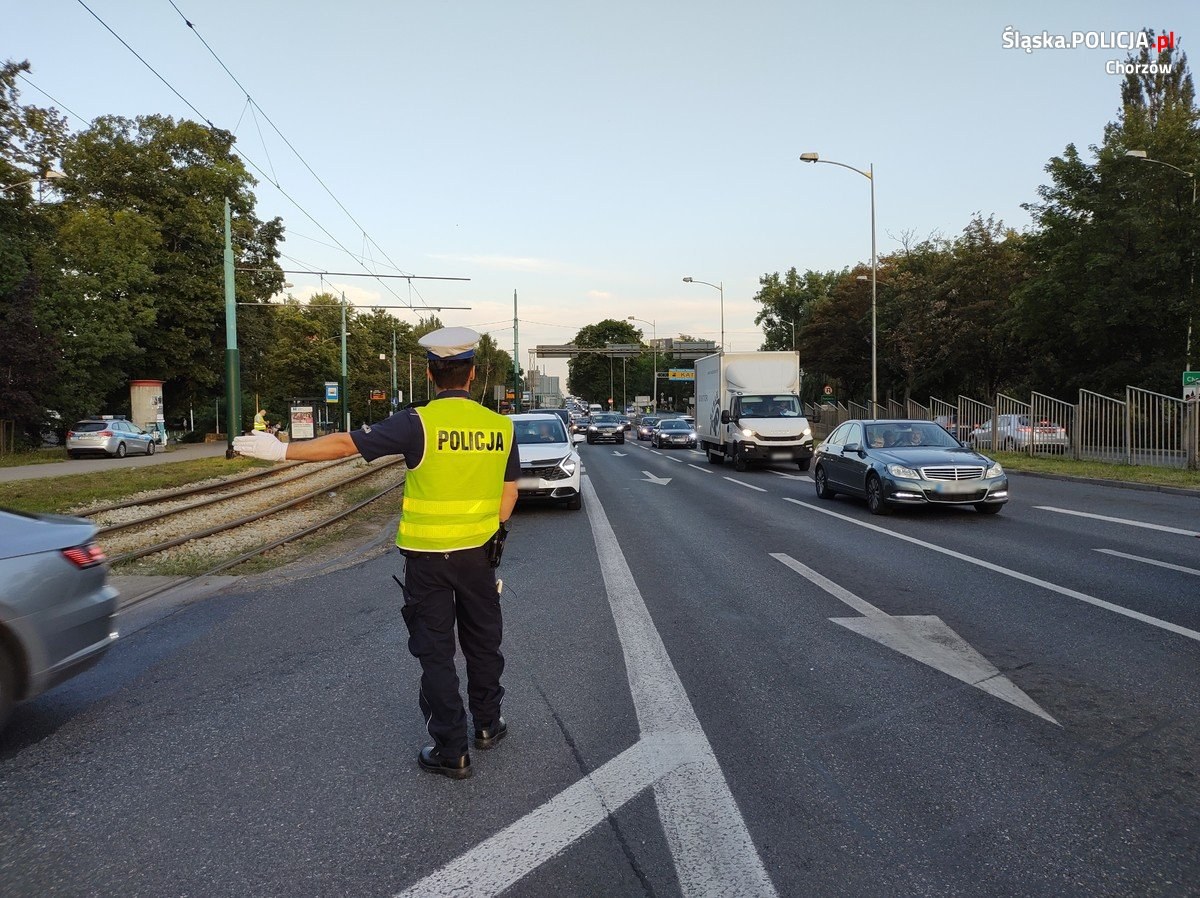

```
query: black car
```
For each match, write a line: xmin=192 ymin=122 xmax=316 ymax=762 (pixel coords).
xmin=812 ymin=419 xmax=1008 ymax=515
xmin=586 ymin=413 xmax=626 ymax=444
xmin=636 ymin=416 xmax=661 ymax=440
xmin=651 ymin=418 xmax=697 ymax=449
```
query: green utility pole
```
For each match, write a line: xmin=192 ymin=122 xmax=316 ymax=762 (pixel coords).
xmin=391 ymin=328 xmax=398 ymax=409
xmin=222 ymin=198 xmax=241 ymax=458
xmin=340 ymin=293 xmax=349 ymax=431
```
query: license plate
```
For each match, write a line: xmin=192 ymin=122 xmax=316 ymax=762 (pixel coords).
xmin=770 ymin=451 xmax=792 ymax=460
xmin=933 ymin=481 xmax=975 ymax=495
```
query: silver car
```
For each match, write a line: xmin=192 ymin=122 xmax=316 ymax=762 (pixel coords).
xmin=66 ymin=417 xmax=157 ymax=458
xmin=0 ymin=509 xmax=119 ymax=732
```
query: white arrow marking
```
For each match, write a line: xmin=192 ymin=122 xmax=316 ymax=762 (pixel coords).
xmin=771 ymin=552 xmax=1058 ymax=725
xmin=612 ymin=450 xmax=627 ymax=457
xmin=1095 ymin=548 xmax=1200 ymax=577
xmin=641 ymin=470 xmax=672 ymax=485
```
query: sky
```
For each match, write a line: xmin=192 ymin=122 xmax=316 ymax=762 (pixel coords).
xmin=8 ymin=1 xmax=1195 ymax=392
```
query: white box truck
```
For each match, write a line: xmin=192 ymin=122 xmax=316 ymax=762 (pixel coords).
xmin=694 ymin=352 xmax=814 ymax=472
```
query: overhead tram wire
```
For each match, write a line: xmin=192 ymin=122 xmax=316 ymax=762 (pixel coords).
xmin=166 ymin=1 xmax=427 ymax=298
xmin=74 ymin=0 xmax=453 ymax=314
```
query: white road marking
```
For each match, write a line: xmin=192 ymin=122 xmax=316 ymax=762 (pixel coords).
xmin=1095 ymin=548 xmax=1200 ymax=577
xmin=400 ymin=479 xmax=778 ymax=897
xmin=1035 ymin=506 xmax=1200 ymax=538
xmin=785 ymin=498 xmax=1200 ymax=644
xmin=612 ymin=451 xmax=627 ymax=457
xmin=650 ymin=449 xmax=663 ymax=456
xmin=687 ymin=464 xmax=715 ymax=474
xmin=723 ymin=477 xmax=768 ymax=493
xmin=771 ymin=553 xmax=1057 ymax=724
xmin=641 ymin=470 xmax=672 ymax=485
xmin=768 ymin=470 xmax=809 ymax=480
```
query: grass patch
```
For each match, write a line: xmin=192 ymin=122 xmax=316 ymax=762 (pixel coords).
xmin=993 ymin=451 xmax=1200 ymax=489
xmin=0 ymin=448 xmax=67 ymax=467
xmin=0 ymin=457 xmax=273 ymax=514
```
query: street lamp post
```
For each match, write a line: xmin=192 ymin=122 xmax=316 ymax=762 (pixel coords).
xmin=779 ymin=316 xmax=800 ymax=395
xmin=682 ymin=277 xmax=724 ymax=350
xmin=628 ymin=316 xmax=657 ymax=412
xmin=800 ymin=152 xmax=877 ymax=411
xmin=1126 ymin=149 xmax=1197 ymax=370
xmin=0 ymin=168 xmax=65 ymax=195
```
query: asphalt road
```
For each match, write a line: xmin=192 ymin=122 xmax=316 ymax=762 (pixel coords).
xmin=1 ymin=441 xmax=1197 ymax=896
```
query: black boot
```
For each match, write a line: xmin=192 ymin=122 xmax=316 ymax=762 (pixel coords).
xmin=474 ymin=717 xmax=508 ymax=750
xmin=418 ymin=745 xmax=472 ymax=779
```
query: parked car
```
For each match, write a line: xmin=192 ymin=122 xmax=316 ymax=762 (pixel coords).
xmin=0 ymin=509 xmax=120 ymax=733
xmin=651 ymin=418 xmax=698 ymax=449
xmin=968 ymin=415 xmax=1069 ymax=453
xmin=510 ymin=413 xmax=583 ymax=510
xmin=66 ymin=417 xmax=157 ymax=458
xmin=636 ymin=416 xmax=662 ymax=440
xmin=586 ymin=413 xmax=626 ymax=444
xmin=813 ymin=419 xmax=1008 ymax=515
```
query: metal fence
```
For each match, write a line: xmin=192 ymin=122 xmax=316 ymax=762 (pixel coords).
xmin=805 ymin=386 xmax=1198 ymax=470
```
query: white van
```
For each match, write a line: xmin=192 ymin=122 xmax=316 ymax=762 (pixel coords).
xmin=588 ymin=403 xmax=604 ymax=415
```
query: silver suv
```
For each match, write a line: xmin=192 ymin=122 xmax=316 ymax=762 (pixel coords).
xmin=969 ymin=414 xmax=1068 ymax=452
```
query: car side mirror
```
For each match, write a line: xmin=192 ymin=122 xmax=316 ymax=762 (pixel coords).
xmin=843 ymin=442 xmax=862 ymax=454
xmin=572 ymin=433 xmax=585 ymax=445
xmin=720 ymin=410 xmax=730 ymax=425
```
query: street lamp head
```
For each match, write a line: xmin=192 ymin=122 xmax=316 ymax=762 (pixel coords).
xmin=1125 ymin=149 xmax=1148 ymax=158
xmin=682 ymin=277 xmax=693 ymax=283
xmin=42 ymin=169 xmax=66 ymax=180
xmin=800 ymin=153 xmax=820 ymax=163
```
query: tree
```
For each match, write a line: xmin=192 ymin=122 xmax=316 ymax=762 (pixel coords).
xmin=566 ymin=319 xmax=642 ymax=407
xmin=1015 ymin=36 xmax=1197 ymax=396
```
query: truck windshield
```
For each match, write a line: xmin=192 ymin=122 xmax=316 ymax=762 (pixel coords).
xmin=735 ymin=395 xmax=802 ymax=418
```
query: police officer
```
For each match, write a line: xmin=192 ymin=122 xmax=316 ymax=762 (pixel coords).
xmin=234 ymin=327 xmax=518 ymax=780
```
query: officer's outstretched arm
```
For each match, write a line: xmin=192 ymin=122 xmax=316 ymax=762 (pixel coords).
xmin=234 ymin=431 xmax=359 ymax=463
xmin=499 ymin=481 xmax=518 ymax=523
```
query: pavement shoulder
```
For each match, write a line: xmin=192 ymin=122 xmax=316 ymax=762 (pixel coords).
xmin=1008 ymin=468 xmax=1200 ymax=498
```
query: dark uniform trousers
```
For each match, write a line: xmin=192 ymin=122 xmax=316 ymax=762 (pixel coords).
xmin=400 ymin=545 xmax=504 ymax=757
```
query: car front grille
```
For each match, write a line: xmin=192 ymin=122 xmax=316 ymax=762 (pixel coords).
xmin=522 ymin=464 xmax=570 ymax=481
xmin=922 ymin=488 xmax=989 ymax=503
xmin=759 ymin=434 xmax=802 ymax=442
xmin=920 ymin=465 xmax=986 ymax=481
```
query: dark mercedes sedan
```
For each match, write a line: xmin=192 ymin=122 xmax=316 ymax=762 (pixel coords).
xmin=812 ymin=419 xmax=1008 ymax=515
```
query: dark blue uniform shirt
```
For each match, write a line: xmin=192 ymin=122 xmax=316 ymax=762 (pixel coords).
xmin=349 ymin=391 xmax=520 ymax=481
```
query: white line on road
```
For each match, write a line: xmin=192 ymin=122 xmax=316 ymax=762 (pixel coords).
xmin=664 ymin=455 xmax=685 ymax=463
xmin=1035 ymin=506 xmax=1200 ymax=538
xmin=784 ymin=498 xmax=1200 ymax=644
xmin=687 ymin=464 xmax=715 ymax=474
xmin=1094 ymin=548 xmax=1200 ymax=577
xmin=724 ymin=477 xmax=768 ymax=493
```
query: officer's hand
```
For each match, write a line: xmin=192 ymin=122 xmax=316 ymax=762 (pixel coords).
xmin=233 ymin=431 xmax=289 ymax=462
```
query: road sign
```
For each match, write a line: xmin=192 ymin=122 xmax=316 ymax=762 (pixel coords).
xmin=369 ymin=389 xmax=386 ymax=401
xmin=1185 ymin=371 xmax=1200 ymax=402
xmin=823 ymin=384 xmax=833 ymax=395
xmin=668 ymin=369 xmax=695 ymax=381
xmin=324 ymin=382 xmax=339 ymax=403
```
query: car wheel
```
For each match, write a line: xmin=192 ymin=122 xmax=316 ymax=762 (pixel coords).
xmin=707 ymin=447 xmax=723 ymax=465
xmin=114 ymin=442 xmax=127 ymax=459
xmin=565 ymin=492 xmax=582 ymax=511
xmin=0 ymin=644 xmax=15 ymax=734
xmin=146 ymin=440 xmax=155 ymax=456
xmin=733 ymin=449 xmax=748 ymax=473
xmin=974 ymin=503 xmax=1003 ymax=515
xmin=814 ymin=465 xmax=837 ymax=500
xmin=797 ymin=458 xmax=811 ymax=472
xmin=866 ymin=474 xmax=891 ymax=515
xmin=617 ymin=435 xmax=625 ymax=444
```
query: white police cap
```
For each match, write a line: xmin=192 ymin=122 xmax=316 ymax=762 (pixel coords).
xmin=419 ymin=326 xmax=480 ymax=361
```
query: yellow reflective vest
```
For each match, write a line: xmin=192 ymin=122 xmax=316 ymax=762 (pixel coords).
xmin=396 ymin=399 xmax=513 ymax=552
xmin=253 ymin=412 xmax=267 ymax=432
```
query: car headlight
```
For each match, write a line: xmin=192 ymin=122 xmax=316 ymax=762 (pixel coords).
xmin=741 ymin=427 xmax=755 ymax=437
xmin=985 ymin=462 xmax=1004 ymax=478
xmin=802 ymin=427 xmax=812 ymax=438
xmin=887 ymin=463 xmax=920 ymax=479
xmin=560 ymin=457 xmax=577 ymax=475
xmin=588 ymin=425 xmax=598 ymax=431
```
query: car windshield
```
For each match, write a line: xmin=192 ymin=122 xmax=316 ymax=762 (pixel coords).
xmin=659 ymin=420 xmax=690 ymax=431
xmin=737 ymin=395 xmax=801 ymax=417
xmin=514 ymin=419 xmax=567 ymax=444
xmin=640 ymin=417 xmax=660 ymax=427
xmin=593 ymin=414 xmax=623 ymax=424
xmin=864 ymin=423 xmax=960 ymax=449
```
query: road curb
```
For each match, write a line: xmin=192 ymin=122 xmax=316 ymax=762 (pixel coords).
xmin=1008 ymin=469 xmax=1200 ymax=499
